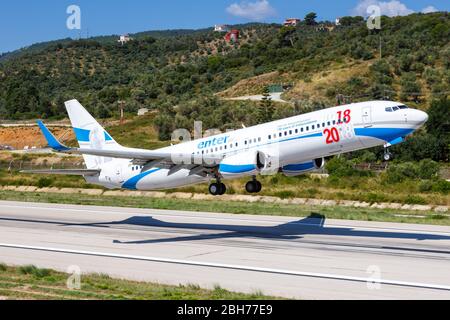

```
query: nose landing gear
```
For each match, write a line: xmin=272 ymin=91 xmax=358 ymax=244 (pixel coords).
xmin=383 ymin=147 xmax=393 ymax=162
xmin=245 ymin=177 xmax=262 ymax=194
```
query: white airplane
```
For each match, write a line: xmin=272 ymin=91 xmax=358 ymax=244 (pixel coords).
xmin=26 ymin=99 xmax=428 ymax=195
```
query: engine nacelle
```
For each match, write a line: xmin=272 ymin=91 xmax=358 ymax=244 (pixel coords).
xmin=281 ymin=158 xmax=325 ymax=177
xmin=219 ymin=150 xmax=277 ymax=178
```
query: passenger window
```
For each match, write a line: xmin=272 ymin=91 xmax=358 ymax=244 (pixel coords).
xmin=284 ymin=132 xmax=287 ymax=136
xmin=258 ymin=137 xmax=261 ymax=142
xmin=268 ymin=135 xmax=271 ymax=140
xmin=312 ymin=125 xmax=315 ymax=130
xmin=327 ymin=121 xmax=331 ymax=126
xmin=301 ymin=127 xmax=304 ymax=132
xmin=279 ymin=133 xmax=282 ymax=137
xmin=306 ymin=126 xmax=309 ymax=131
xmin=295 ymin=129 xmax=298 ymax=134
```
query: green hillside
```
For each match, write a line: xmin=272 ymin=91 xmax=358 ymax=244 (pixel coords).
xmin=0 ymin=13 xmax=448 ymax=161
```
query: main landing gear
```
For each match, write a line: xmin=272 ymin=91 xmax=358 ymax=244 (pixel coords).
xmin=383 ymin=147 xmax=393 ymax=162
xmin=209 ymin=181 xmax=227 ymax=196
xmin=245 ymin=177 xmax=262 ymax=194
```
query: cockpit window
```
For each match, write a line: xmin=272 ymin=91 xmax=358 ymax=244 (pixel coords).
xmin=392 ymin=106 xmax=400 ymax=111
xmin=385 ymin=107 xmax=393 ymax=112
xmin=398 ymin=105 xmax=408 ymax=109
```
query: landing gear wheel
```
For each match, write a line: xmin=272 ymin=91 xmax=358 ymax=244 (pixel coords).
xmin=383 ymin=149 xmax=393 ymax=162
xmin=255 ymin=181 xmax=262 ymax=193
xmin=209 ymin=183 xmax=220 ymax=196
xmin=209 ymin=182 xmax=227 ymax=196
xmin=218 ymin=183 xmax=227 ymax=195
xmin=245 ymin=180 xmax=262 ymax=193
xmin=245 ymin=181 xmax=256 ymax=193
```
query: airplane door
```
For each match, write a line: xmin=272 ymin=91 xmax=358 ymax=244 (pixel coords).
xmin=362 ymin=106 xmax=373 ymax=128
xmin=114 ymin=165 xmax=124 ymax=184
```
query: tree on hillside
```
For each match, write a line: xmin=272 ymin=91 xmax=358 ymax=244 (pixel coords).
xmin=304 ymin=12 xmax=318 ymax=25
xmin=426 ymin=98 xmax=450 ymax=139
xmin=400 ymin=72 xmax=422 ymax=102
xmin=258 ymin=86 xmax=274 ymax=123
xmin=339 ymin=16 xmax=364 ymax=26
xmin=279 ymin=26 xmax=296 ymax=47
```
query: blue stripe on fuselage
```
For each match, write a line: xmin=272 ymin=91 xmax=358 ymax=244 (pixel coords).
xmin=354 ymin=127 xmax=414 ymax=142
xmin=122 ymin=168 xmax=161 ymax=190
xmin=219 ymin=164 xmax=257 ymax=174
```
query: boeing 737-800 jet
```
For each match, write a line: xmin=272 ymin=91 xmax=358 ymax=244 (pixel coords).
xmin=26 ymin=99 xmax=428 ymax=195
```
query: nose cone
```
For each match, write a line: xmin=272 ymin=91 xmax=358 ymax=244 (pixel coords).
xmin=411 ymin=110 xmax=429 ymax=128
xmin=418 ymin=110 xmax=429 ymax=125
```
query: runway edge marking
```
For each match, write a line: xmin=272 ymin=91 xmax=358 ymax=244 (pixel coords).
xmin=1 ymin=242 xmax=450 ymax=292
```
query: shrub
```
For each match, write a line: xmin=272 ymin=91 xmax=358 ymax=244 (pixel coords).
xmin=366 ymin=193 xmax=388 ymax=203
xmin=404 ymin=195 xmax=427 ymax=205
xmin=0 ymin=263 xmax=7 ymax=272
xmin=383 ymin=162 xmax=418 ymax=183
xmin=37 ymin=177 xmax=53 ymax=188
xmin=418 ymin=180 xmax=433 ymax=192
xmin=432 ymin=180 xmax=450 ymax=194
xmin=274 ymin=190 xmax=295 ymax=199
xmin=325 ymin=157 xmax=357 ymax=177
xmin=416 ymin=159 xmax=439 ymax=179
xmin=19 ymin=265 xmax=51 ymax=278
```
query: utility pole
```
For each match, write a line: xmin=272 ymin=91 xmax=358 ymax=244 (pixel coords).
xmin=379 ymin=35 xmax=382 ymax=59
xmin=118 ymin=100 xmax=125 ymax=125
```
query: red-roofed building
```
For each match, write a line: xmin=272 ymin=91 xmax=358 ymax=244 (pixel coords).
xmin=225 ymin=30 xmax=240 ymax=42
xmin=283 ymin=18 xmax=300 ymax=27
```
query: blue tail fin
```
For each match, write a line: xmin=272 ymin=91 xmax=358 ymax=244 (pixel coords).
xmin=37 ymin=121 xmax=71 ymax=152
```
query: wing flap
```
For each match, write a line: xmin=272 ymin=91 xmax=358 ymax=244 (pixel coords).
xmin=21 ymin=169 xmax=100 ymax=176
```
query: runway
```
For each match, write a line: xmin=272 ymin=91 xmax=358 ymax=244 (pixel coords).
xmin=0 ymin=200 xmax=449 ymax=299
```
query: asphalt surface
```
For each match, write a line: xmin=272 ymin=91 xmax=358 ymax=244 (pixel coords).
xmin=0 ymin=200 xmax=449 ymax=299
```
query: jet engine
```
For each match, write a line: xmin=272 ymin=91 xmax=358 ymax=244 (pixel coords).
xmin=219 ymin=150 xmax=277 ymax=178
xmin=281 ymin=158 xmax=325 ymax=177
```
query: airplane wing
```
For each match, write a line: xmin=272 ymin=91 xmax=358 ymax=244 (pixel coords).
xmin=37 ymin=120 xmax=222 ymax=166
xmin=20 ymin=169 xmax=101 ymax=176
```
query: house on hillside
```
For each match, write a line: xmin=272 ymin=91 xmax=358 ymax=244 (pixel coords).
xmin=214 ymin=24 xmax=229 ymax=32
xmin=137 ymin=108 xmax=149 ymax=116
xmin=335 ymin=18 xmax=341 ymax=26
xmin=225 ymin=30 xmax=240 ymax=43
xmin=118 ymin=34 xmax=133 ymax=45
xmin=283 ymin=18 xmax=301 ymax=27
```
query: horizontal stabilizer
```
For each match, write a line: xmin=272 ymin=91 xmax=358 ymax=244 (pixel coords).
xmin=21 ymin=169 xmax=100 ymax=176
xmin=37 ymin=120 xmax=71 ymax=152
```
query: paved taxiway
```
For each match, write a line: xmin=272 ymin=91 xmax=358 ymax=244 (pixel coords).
xmin=0 ymin=200 xmax=449 ymax=299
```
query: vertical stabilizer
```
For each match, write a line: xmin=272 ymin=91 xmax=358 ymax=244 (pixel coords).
xmin=64 ymin=99 xmax=122 ymax=169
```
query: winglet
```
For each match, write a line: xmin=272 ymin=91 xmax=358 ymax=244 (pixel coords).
xmin=37 ymin=120 xmax=71 ymax=152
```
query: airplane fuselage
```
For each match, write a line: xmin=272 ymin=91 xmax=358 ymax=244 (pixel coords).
xmin=86 ymin=100 xmax=428 ymax=191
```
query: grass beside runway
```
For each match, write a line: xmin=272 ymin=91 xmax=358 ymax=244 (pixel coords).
xmin=0 ymin=190 xmax=449 ymax=226
xmin=0 ymin=263 xmax=275 ymax=300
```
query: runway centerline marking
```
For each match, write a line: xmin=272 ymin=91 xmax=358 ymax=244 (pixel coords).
xmin=1 ymin=242 xmax=450 ymax=292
